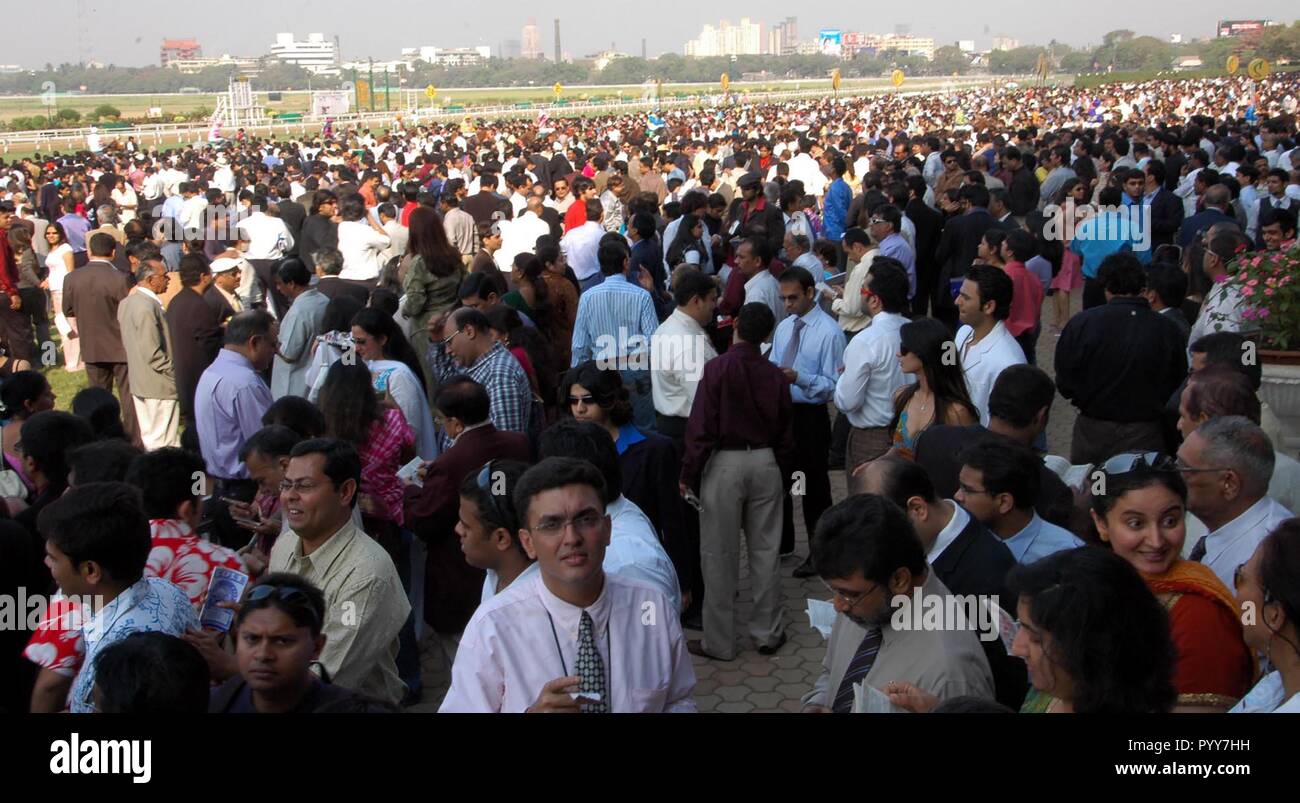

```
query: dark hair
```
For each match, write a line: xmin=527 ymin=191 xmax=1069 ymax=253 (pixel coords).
xmin=736 ymin=301 xmax=776 ymax=345
xmin=0 ymin=370 xmax=49 ymax=420
xmin=777 ymin=265 xmax=815 ymax=292
xmin=1007 ymin=547 xmax=1176 ymax=712
xmin=38 ymin=482 xmax=151 ymax=585
xmin=458 ymin=459 xmax=531 ymax=551
xmin=988 ymin=365 xmax=1056 ymax=428
xmin=958 ymin=439 xmax=1041 ymax=511
xmin=20 ymin=410 xmax=93 ymax=488
xmin=69 ymin=440 xmax=141 ymax=485
xmin=124 ymin=447 xmax=204 ymax=519
xmin=597 ymin=239 xmax=630 ymax=276
xmin=234 ymin=572 xmax=328 ymax=638
xmin=1097 ymin=252 xmax=1145 ymax=296
xmin=1190 ymin=331 xmax=1261 ymax=390
xmin=88 ymin=231 xmax=116 ymax=257
xmin=288 ymin=438 xmax=361 ymax=507
xmin=1257 ymin=518 xmax=1300 ymax=657
xmin=509 ymin=252 xmax=550 ymax=326
xmin=1090 ymin=459 xmax=1187 ymax=525
xmin=320 ymin=296 xmax=364 ymax=337
xmin=260 ymin=396 xmax=326 ymax=439
xmin=866 ymin=258 xmax=910 ymax=313
xmin=351 ymin=306 xmax=428 ymax=388
xmin=318 ymin=360 xmax=383 ymax=447
xmin=407 ymin=205 xmax=461 ymax=278
xmin=178 ymin=253 xmax=211 ymax=287
xmin=435 ymin=376 xmax=491 ymax=426
xmin=1185 ymin=365 xmax=1261 ymax=425
xmin=513 ymin=456 xmax=608 ymax=526
xmin=893 ymin=318 xmax=977 ymax=430
xmin=560 ymin=361 xmax=632 ymax=428
xmin=964 ymin=264 xmax=1013 ymax=320
xmin=93 ymin=632 xmax=210 ymax=713
xmin=673 ymin=269 xmax=716 ymax=307
xmin=874 ymin=455 xmax=939 ymax=507
xmin=276 ymin=257 xmax=312 ymax=287
xmin=812 ymin=494 xmax=927 ymax=584
xmin=70 ymin=386 xmax=127 ymax=441
xmin=338 ymin=193 xmax=366 ymax=221
xmin=1144 ymin=262 xmax=1187 ymax=310
xmin=1004 ymin=228 xmax=1035 ymax=263
xmin=538 ymin=419 xmax=622 ymax=503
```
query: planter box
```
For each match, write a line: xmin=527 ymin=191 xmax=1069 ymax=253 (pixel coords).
xmin=1261 ymin=351 xmax=1300 ymax=456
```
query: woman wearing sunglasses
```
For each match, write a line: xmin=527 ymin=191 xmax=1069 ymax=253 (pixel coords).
xmin=888 ymin=317 xmax=977 ymax=460
xmin=1075 ymin=453 xmax=1253 ymax=712
xmin=1231 ymin=518 xmax=1300 ymax=713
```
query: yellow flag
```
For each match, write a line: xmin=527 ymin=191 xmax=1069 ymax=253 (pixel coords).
xmin=721 ymin=73 xmax=730 ymax=92
xmin=425 ymin=84 xmax=437 ymax=99
xmin=831 ymin=68 xmax=841 ymax=91
xmin=1226 ymin=55 xmax=1240 ymax=74
xmin=891 ymin=70 xmax=905 ymax=88
xmin=356 ymin=80 xmax=371 ymax=108
xmin=553 ymin=82 xmax=563 ymax=96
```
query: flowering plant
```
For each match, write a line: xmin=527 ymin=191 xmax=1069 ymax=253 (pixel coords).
xmin=1216 ymin=241 xmax=1299 ymax=351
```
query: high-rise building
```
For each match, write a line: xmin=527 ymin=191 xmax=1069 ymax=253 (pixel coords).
xmin=685 ymin=18 xmax=765 ymax=57
xmin=991 ymin=36 xmax=1019 ymax=51
xmin=160 ymin=38 xmax=201 ymax=67
xmin=522 ymin=19 xmax=542 ymax=59
xmin=269 ymin=33 xmax=338 ymax=73
xmin=501 ymin=39 xmax=522 ymax=60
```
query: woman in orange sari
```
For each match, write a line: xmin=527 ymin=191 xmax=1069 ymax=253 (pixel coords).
xmin=1090 ymin=453 xmax=1255 ymax=711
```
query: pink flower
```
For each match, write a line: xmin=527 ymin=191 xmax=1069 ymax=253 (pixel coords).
xmin=1239 ymin=271 xmax=1249 ymax=281
xmin=1265 ymin=288 xmax=1275 ymax=296
xmin=1258 ymin=308 xmax=1270 ymax=318
xmin=1242 ymin=287 xmax=1255 ymax=297
xmin=1247 ymin=279 xmax=1259 ymax=287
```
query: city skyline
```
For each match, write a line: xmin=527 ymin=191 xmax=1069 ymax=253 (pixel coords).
xmin=9 ymin=1 xmax=1296 ymax=68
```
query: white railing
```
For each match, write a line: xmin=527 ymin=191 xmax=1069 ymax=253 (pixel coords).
xmin=0 ymin=76 xmax=1009 ymax=153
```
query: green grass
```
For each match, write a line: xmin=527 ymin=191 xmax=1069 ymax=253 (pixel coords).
xmin=1072 ymin=63 xmax=1300 ymax=90
xmin=43 ymin=362 xmax=89 ymax=413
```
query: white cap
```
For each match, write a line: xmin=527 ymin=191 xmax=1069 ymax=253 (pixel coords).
xmin=210 ymin=256 xmax=244 ymax=274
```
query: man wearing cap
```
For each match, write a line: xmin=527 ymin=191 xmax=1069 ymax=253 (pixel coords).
xmin=206 ymin=255 xmax=246 ymax=326
xmin=725 ymin=174 xmax=785 ymax=265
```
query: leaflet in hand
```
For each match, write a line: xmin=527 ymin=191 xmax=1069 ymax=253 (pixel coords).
xmin=852 ymin=681 xmax=897 ymax=714
xmin=805 ymin=598 xmax=836 ymax=640
xmin=397 ymin=456 xmax=425 ymax=488
xmin=200 ymin=566 xmax=250 ymax=632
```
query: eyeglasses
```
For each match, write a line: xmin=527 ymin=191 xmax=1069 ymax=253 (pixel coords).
xmin=529 ymin=511 xmax=604 ymax=537
xmin=822 ymin=579 xmax=879 ymax=607
xmin=869 ymin=218 xmax=887 ymax=226
xmin=1170 ymin=457 xmax=1233 ymax=475
xmin=567 ymin=394 xmax=595 ymax=406
xmin=441 ymin=329 xmax=462 ymax=347
xmin=1098 ymin=452 xmax=1178 ymax=475
xmin=279 ymin=479 xmax=328 ymax=493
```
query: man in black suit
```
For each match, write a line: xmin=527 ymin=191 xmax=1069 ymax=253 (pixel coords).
xmin=725 ymin=173 xmax=785 ymax=264
xmin=1143 ymin=262 xmax=1191 ymax=347
xmin=913 ymin=364 xmax=1080 ymax=534
xmin=1177 ymin=184 xmax=1235 ymax=248
xmin=860 ymin=455 xmax=1027 ymax=709
xmin=166 ymin=254 xmax=224 ymax=433
xmin=62 ymin=233 xmax=139 ymax=445
xmin=461 ymin=171 xmax=511 ymax=227
xmin=404 ymin=377 xmax=531 ymax=636
xmin=987 ymin=188 xmax=1019 ymax=230
xmin=904 ymin=175 xmax=943 ymax=317
xmin=311 ymin=247 xmax=371 ymax=307
xmin=272 ymin=179 xmax=307 ymax=255
xmin=932 ymin=183 xmax=994 ymax=332
xmin=1144 ymin=161 xmax=1184 ymax=249
xmin=1002 ymin=146 xmax=1039 ymax=218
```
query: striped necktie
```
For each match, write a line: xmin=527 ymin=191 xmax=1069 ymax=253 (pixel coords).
xmin=1189 ymin=535 xmax=1209 ymax=563
xmin=832 ymin=626 xmax=882 ymax=714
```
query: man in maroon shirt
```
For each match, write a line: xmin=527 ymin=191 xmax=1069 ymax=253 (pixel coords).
xmin=680 ymin=302 xmax=794 ymax=661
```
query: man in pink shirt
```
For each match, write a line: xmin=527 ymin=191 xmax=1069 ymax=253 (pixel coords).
xmin=1000 ymin=229 xmax=1044 ymax=366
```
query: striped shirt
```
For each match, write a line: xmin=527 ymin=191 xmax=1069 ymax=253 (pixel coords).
xmin=570 ymin=274 xmax=660 ymax=367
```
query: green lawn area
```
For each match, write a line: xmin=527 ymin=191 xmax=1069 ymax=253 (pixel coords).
xmin=43 ymin=362 xmax=89 ymax=413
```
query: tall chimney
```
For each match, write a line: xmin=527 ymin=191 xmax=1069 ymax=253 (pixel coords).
xmin=554 ymin=19 xmax=561 ymax=63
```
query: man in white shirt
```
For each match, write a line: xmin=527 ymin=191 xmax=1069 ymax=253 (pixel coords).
xmin=378 ymin=203 xmax=408 ymax=264
xmin=178 ymin=182 xmax=208 ymax=235
xmin=497 ymin=197 xmax=551 ymax=272
xmin=954 ymin=265 xmax=1026 ymax=425
xmin=650 ymin=270 xmax=718 ymax=439
xmin=235 ymin=190 xmax=295 ymax=317
xmin=335 ymin=192 xmax=390 ymax=284
xmin=212 ymin=155 xmax=236 ymax=203
xmin=737 ymin=237 xmax=785 ymax=325
xmin=1187 ymin=226 xmax=1252 ymax=362
xmin=836 ymin=259 xmax=911 ymax=491
xmin=439 ymin=457 xmax=696 ymax=712
xmin=560 ymin=199 xmax=607 ymax=291
xmin=1179 ymin=416 xmax=1294 ymax=591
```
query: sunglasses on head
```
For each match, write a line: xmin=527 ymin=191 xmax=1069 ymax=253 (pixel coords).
xmin=245 ymin=584 xmax=321 ymax=627
xmin=1099 ymin=452 xmax=1178 ymax=475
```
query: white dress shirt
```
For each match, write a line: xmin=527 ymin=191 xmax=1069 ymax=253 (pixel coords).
xmin=336 ymin=219 xmax=390 ymax=281
xmin=955 ymin=321 xmax=1027 ymax=425
xmin=927 ymin=500 xmax=970 ymax=564
xmin=496 ymin=211 xmax=551 ymax=272
xmin=439 ymin=572 xmax=697 ymax=712
xmin=743 ymin=269 xmax=786 ymax=325
xmin=650 ymin=308 xmax=717 ymax=418
xmin=561 ymin=221 xmax=605 ymax=282
xmin=481 ymin=562 xmax=542 ymax=606
xmin=605 ymin=496 xmax=682 ymax=615
xmin=834 ymin=310 xmax=908 ymax=429
xmin=236 ymin=212 xmax=294 ymax=260
xmin=1197 ymin=496 xmax=1294 ymax=591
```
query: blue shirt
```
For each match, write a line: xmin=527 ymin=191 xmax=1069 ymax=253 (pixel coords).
xmin=877 ymin=233 xmax=917 ymax=299
xmin=768 ymin=305 xmax=845 ymax=405
xmin=570 ymin=274 xmax=660 ymax=367
xmin=71 ymin=577 xmax=200 ymax=713
xmin=1002 ymin=512 xmax=1084 ymax=564
xmin=615 ymin=424 xmax=647 ymax=455
xmin=195 ymin=349 xmax=274 ymax=479
xmin=823 ymin=179 xmax=852 ymax=241
xmin=57 ymin=213 xmax=91 ymax=253
xmin=1069 ymin=211 xmax=1137 ymax=278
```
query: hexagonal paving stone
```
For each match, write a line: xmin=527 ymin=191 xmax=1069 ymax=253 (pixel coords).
xmin=774 ymin=668 xmax=808 ymax=684
xmin=774 ymin=682 xmax=810 ymax=699
xmin=715 ymin=701 xmax=756 ymax=713
xmin=738 ymin=660 xmax=776 ymax=677
xmin=747 ymin=691 xmax=785 ymax=709
xmin=717 ymin=685 xmax=751 ymax=703
xmin=742 ymin=675 xmax=781 ymax=692
xmin=694 ymin=694 xmax=721 ymax=712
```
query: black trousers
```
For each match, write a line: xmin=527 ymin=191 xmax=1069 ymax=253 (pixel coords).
xmin=781 ymin=403 xmax=833 ymax=556
xmin=247 ymin=258 xmax=290 ymax=318
xmin=656 ymin=412 xmax=703 ymax=618
xmin=1082 ymin=277 xmax=1106 ymax=310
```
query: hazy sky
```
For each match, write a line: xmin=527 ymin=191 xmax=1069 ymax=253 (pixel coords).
xmin=16 ymin=1 xmax=1297 ymax=67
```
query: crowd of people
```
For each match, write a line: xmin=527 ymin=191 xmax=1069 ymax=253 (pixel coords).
xmin=0 ymin=69 xmax=1298 ymax=714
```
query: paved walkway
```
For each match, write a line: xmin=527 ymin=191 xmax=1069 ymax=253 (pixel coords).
xmin=412 ymin=295 xmax=1080 ymax=712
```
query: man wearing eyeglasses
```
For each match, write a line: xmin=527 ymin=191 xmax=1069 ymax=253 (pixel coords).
xmin=801 ymin=494 xmax=994 ymax=713
xmin=440 ymin=457 xmax=696 ymax=712
xmin=268 ymin=438 xmax=410 ymax=707
xmin=1177 ymin=416 xmax=1293 ymax=591
xmin=426 ymin=307 xmax=535 ymax=448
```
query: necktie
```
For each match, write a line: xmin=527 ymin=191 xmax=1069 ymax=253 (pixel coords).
xmin=575 ymin=611 xmax=609 ymax=713
xmin=832 ymin=626 xmax=882 ymax=714
xmin=779 ymin=318 xmax=806 ymax=370
xmin=1189 ymin=535 xmax=1209 ymax=563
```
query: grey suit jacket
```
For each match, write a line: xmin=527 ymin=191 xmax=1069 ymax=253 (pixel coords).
xmin=117 ymin=289 xmax=177 ymax=400
xmin=802 ymin=572 xmax=995 ymax=711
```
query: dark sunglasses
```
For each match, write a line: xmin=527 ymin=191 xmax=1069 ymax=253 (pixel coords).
xmin=568 ymin=394 xmax=595 ymax=405
xmin=1098 ymin=452 xmax=1178 ymax=475
xmin=245 ymin=584 xmax=321 ymax=627
xmin=476 ymin=460 xmax=508 ymax=524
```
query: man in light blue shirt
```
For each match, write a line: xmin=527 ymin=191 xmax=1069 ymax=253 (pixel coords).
xmin=955 ymin=439 xmax=1083 ymax=565
xmin=56 ymin=200 xmax=91 ymax=256
xmin=870 ymin=205 xmax=917 ymax=299
xmin=1071 ymin=186 xmax=1141 ymax=308
xmin=772 ymin=265 xmax=845 ymax=570
xmin=195 ymin=310 xmax=277 ymax=481
xmin=570 ymin=240 xmax=660 ymax=429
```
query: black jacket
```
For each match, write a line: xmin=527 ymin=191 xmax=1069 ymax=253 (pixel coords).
xmin=166 ymin=287 xmax=223 ymax=419
xmin=724 ymin=196 xmax=784 ymax=262
xmin=933 ymin=208 xmax=994 ymax=312
xmin=1008 ymin=168 xmax=1040 ymax=216
xmin=1149 ymin=188 xmax=1184 ymax=248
